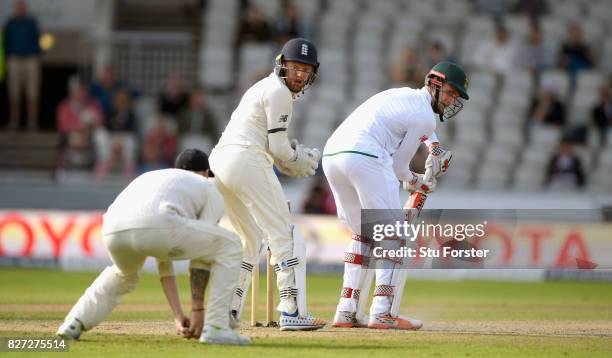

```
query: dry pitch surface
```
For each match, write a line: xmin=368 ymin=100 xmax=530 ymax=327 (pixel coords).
xmin=1 ymin=269 xmax=611 ymax=357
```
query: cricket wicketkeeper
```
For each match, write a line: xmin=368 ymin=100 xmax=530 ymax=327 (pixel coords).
xmin=209 ymin=38 xmax=325 ymax=331
xmin=322 ymin=62 xmax=469 ymax=329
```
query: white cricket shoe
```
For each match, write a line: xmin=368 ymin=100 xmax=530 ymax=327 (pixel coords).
xmin=332 ymin=311 xmax=368 ymax=328
xmin=279 ymin=311 xmax=326 ymax=331
xmin=200 ymin=325 xmax=251 ymax=345
xmin=368 ymin=313 xmax=423 ymax=330
xmin=56 ymin=317 xmax=84 ymax=340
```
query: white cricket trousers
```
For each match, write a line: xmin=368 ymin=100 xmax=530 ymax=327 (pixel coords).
xmin=65 ymin=219 xmax=243 ymax=331
xmin=209 ymin=144 xmax=298 ymax=313
xmin=322 ymin=151 xmax=402 ymax=315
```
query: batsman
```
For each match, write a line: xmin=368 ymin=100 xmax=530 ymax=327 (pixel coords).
xmin=209 ymin=38 xmax=325 ymax=331
xmin=323 ymin=62 xmax=469 ymax=329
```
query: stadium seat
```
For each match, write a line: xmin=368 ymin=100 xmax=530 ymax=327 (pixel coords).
xmin=504 ymin=15 xmax=530 ymax=40
xmin=238 ymin=44 xmax=274 ymax=87
xmin=521 ymin=145 xmax=554 ymax=168
xmin=513 ymin=164 xmax=545 ymax=191
xmin=440 ymin=166 xmax=473 ymax=189
xmin=550 ymin=1 xmax=582 ymax=21
xmin=468 ymin=70 xmax=498 ymax=95
xmin=529 ymin=125 xmax=563 ymax=150
xmin=541 ymin=17 xmax=566 ymax=43
xmin=201 ymin=46 xmax=233 ymax=89
xmin=575 ymin=70 xmax=606 ymax=93
xmin=540 ymin=69 xmax=571 ymax=101
xmin=455 ymin=124 xmax=487 ymax=149
xmin=501 ymin=70 xmax=533 ymax=93
xmin=250 ymin=0 xmax=280 ymax=18
xmin=589 ymin=167 xmax=612 ymax=192
xmin=364 ymin=0 xmax=399 ymax=16
xmin=476 ymin=162 xmax=510 ymax=190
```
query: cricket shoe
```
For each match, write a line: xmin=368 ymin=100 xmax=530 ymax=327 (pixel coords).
xmin=332 ymin=311 xmax=367 ymax=328
xmin=367 ymin=313 xmax=423 ymax=330
xmin=200 ymin=325 xmax=251 ymax=345
xmin=279 ymin=311 xmax=326 ymax=331
xmin=56 ymin=317 xmax=85 ymax=340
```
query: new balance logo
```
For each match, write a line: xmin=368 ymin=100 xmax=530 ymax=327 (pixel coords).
xmin=301 ymin=44 xmax=308 ymax=55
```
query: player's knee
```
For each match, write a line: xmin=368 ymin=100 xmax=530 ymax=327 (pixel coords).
xmin=116 ymin=272 xmax=139 ymax=295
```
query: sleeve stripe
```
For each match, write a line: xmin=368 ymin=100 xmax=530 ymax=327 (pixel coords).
xmin=268 ymin=128 xmax=288 ymax=134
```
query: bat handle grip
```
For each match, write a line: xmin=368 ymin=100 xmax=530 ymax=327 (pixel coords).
xmin=405 ymin=192 xmax=428 ymax=212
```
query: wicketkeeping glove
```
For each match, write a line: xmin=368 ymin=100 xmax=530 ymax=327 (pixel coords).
xmin=278 ymin=144 xmax=318 ymax=178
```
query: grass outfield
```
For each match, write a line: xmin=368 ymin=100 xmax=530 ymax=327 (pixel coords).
xmin=0 ymin=269 xmax=611 ymax=357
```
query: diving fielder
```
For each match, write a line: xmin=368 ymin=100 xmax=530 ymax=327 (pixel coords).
xmin=209 ymin=38 xmax=325 ymax=331
xmin=57 ymin=149 xmax=250 ymax=345
xmin=323 ymin=62 xmax=469 ymax=329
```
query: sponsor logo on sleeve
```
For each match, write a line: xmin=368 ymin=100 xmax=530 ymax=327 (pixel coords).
xmin=279 ymin=114 xmax=289 ymax=122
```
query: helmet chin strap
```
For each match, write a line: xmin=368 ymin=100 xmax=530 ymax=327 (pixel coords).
xmin=431 ymin=85 xmax=445 ymax=122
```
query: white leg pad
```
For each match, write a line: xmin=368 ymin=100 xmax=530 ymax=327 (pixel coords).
xmin=275 ymin=224 xmax=307 ymax=315
xmin=230 ymin=261 xmax=255 ymax=318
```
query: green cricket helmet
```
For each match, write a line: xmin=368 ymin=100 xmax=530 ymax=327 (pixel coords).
xmin=425 ymin=61 xmax=469 ymax=121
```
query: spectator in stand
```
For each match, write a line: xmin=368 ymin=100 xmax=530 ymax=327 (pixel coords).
xmin=592 ymin=81 xmax=612 ymax=145
xmin=302 ymin=176 xmax=336 ymax=215
xmin=89 ymin=66 xmax=136 ymax=123
xmin=158 ymin=71 xmax=188 ymax=120
xmin=474 ymin=22 xmax=519 ymax=76
xmin=178 ymin=87 xmax=219 ymax=145
xmin=274 ymin=1 xmax=305 ymax=45
xmin=389 ymin=46 xmax=427 ymax=88
xmin=559 ymin=22 xmax=594 ymax=80
xmin=518 ymin=23 xmax=557 ymax=76
xmin=545 ymin=140 xmax=585 ymax=190
xmin=95 ymin=90 xmax=138 ymax=178
xmin=3 ymin=0 xmax=41 ymax=131
xmin=236 ymin=4 xmax=273 ymax=46
xmin=528 ymin=81 xmax=566 ymax=127
xmin=139 ymin=115 xmax=178 ymax=174
xmin=56 ymin=75 xmax=105 ymax=171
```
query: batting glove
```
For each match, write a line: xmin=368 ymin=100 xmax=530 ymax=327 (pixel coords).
xmin=426 ymin=143 xmax=452 ymax=178
xmin=402 ymin=171 xmax=436 ymax=193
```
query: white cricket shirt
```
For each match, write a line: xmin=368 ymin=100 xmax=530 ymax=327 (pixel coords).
xmin=325 ymin=87 xmax=438 ymax=181
xmin=103 ymin=169 xmax=223 ymax=233
xmin=217 ymin=72 xmax=296 ymax=161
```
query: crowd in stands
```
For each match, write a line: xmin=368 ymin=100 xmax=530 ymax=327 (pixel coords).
xmin=52 ymin=68 xmax=221 ymax=179
xmin=387 ymin=9 xmax=610 ymax=190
